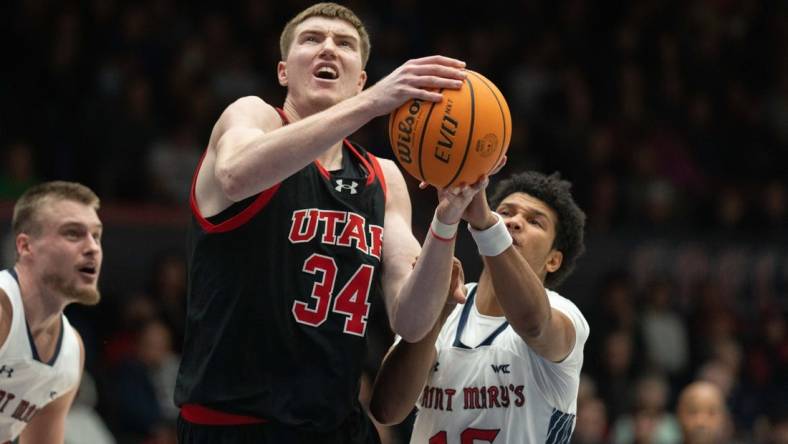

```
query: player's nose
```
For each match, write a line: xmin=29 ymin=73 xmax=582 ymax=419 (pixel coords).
xmin=504 ymin=215 xmax=522 ymax=232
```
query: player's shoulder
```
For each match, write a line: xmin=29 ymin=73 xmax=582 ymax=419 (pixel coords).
xmin=375 ymin=158 xmax=407 ymax=190
xmin=546 ymin=289 xmax=579 ymax=311
xmin=547 ymin=289 xmax=589 ymax=335
xmin=0 ymin=287 xmax=13 ymax=350
xmin=219 ymin=96 xmax=282 ymax=130
xmin=228 ymin=95 xmax=273 ymax=111
xmin=375 ymin=157 xmax=402 ymax=179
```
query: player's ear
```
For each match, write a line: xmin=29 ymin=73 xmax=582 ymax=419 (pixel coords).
xmin=545 ymin=250 xmax=563 ymax=274
xmin=277 ymin=61 xmax=288 ymax=87
xmin=356 ymin=70 xmax=367 ymax=92
xmin=16 ymin=233 xmax=32 ymax=259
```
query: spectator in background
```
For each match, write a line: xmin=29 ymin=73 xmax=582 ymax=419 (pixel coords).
xmin=148 ymin=251 xmax=188 ymax=352
xmin=639 ymin=278 xmax=688 ymax=379
xmin=112 ymin=318 xmax=178 ymax=444
xmin=675 ymin=381 xmax=730 ymax=444
xmin=65 ymin=372 xmax=116 ymax=444
xmin=572 ymin=396 xmax=608 ymax=444
xmin=0 ymin=141 xmax=39 ymax=200
xmin=597 ymin=330 xmax=639 ymax=422
xmin=611 ymin=374 xmax=681 ymax=444
xmin=768 ymin=412 xmax=788 ymax=444
xmin=572 ymin=373 xmax=610 ymax=444
xmin=147 ymin=123 xmax=202 ymax=205
xmin=103 ymin=293 xmax=159 ymax=369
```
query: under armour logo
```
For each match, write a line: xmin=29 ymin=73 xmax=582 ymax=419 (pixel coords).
xmin=433 ymin=361 xmax=440 ymax=372
xmin=335 ymin=179 xmax=358 ymax=194
xmin=0 ymin=365 xmax=13 ymax=378
xmin=49 ymin=391 xmax=57 ymax=399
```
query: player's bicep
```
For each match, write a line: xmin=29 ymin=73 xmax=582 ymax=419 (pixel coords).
xmin=379 ymin=160 xmax=421 ymax=318
xmin=213 ymin=97 xmax=281 ymax=175
xmin=519 ymin=307 xmax=576 ymax=363
xmin=21 ymin=385 xmax=76 ymax=440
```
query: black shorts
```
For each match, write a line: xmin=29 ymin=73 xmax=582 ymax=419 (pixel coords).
xmin=177 ymin=406 xmax=381 ymax=444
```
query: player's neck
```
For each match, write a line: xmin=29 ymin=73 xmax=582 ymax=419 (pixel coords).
xmin=280 ymin=100 xmax=345 ymax=170
xmin=317 ymin=144 xmax=344 ymax=171
xmin=14 ymin=265 xmax=66 ymax=336
xmin=476 ymin=271 xmax=505 ymax=317
xmin=281 ymin=96 xmax=331 ymax=122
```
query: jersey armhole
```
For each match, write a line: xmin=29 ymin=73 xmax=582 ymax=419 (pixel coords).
xmin=189 ymin=149 xmax=281 ymax=233
xmin=367 ymin=153 xmax=388 ymax=200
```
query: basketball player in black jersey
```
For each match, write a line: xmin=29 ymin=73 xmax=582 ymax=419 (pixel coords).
xmin=174 ymin=3 xmax=488 ymax=443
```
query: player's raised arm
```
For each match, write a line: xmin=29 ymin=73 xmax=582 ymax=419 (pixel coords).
xmin=378 ymin=160 xmax=484 ymax=342
xmin=194 ymin=55 xmax=466 ymax=216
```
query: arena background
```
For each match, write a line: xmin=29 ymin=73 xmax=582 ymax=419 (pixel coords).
xmin=1 ymin=0 xmax=786 ymax=443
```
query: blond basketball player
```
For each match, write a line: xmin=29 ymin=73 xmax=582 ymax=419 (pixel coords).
xmin=174 ymin=3 xmax=489 ymax=443
xmin=0 ymin=181 xmax=102 ymax=442
xmin=371 ymin=171 xmax=588 ymax=444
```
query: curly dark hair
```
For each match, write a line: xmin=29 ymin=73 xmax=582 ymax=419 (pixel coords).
xmin=489 ymin=171 xmax=586 ymax=289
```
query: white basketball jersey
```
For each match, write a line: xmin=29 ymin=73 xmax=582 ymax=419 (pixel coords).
xmin=0 ymin=269 xmax=81 ymax=441
xmin=410 ymin=284 xmax=589 ymax=444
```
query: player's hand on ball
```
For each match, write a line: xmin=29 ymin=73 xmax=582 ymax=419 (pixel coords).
xmin=432 ymin=177 xmax=489 ymax=225
xmin=364 ymin=55 xmax=466 ymax=116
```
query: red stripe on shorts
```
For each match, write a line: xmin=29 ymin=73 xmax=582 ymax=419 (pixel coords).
xmin=180 ymin=403 xmax=268 ymax=425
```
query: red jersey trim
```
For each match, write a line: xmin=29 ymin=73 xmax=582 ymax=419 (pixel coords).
xmin=274 ymin=108 xmax=376 ymax=185
xmin=366 ymin=153 xmax=388 ymax=200
xmin=180 ymin=403 xmax=268 ymax=425
xmin=189 ymin=149 xmax=281 ymax=234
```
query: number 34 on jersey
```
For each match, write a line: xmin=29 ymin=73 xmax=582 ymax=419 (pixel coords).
xmin=288 ymin=208 xmax=384 ymax=337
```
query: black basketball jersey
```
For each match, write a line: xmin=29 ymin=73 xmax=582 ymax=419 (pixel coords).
xmin=174 ymin=133 xmax=388 ymax=432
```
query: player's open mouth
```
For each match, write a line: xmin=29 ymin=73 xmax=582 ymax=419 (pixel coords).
xmin=313 ymin=64 xmax=339 ymax=80
xmin=78 ymin=265 xmax=97 ymax=276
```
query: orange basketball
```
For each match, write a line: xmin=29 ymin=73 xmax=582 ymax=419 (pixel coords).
xmin=388 ymin=70 xmax=511 ymax=188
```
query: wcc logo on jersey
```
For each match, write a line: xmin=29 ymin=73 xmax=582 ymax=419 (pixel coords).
xmin=491 ymin=363 xmax=511 ymax=374
xmin=335 ymin=179 xmax=358 ymax=194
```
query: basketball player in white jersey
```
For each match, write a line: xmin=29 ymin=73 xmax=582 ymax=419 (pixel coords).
xmin=0 ymin=181 xmax=102 ymax=442
xmin=370 ymin=171 xmax=588 ymax=444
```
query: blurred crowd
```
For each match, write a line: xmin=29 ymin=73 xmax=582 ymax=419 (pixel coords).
xmin=1 ymin=0 xmax=786 ymax=443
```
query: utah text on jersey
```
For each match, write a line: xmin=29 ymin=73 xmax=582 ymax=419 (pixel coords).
xmin=288 ymin=209 xmax=383 ymax=260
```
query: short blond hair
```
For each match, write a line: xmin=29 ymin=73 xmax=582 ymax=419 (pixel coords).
xmin=279 ymin=2 xmax=371 ymax=67
xmin=12 ymin=181 xmax=100 ymax=236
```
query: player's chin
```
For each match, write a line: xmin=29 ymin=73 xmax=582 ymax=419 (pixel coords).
xmin=70 ymin=286 xmax=101 ymax=306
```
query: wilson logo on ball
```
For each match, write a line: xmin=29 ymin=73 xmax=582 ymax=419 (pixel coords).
xmin=393 ymin=99 xmax=424 ymax=165
xmin=389 ymin=70 xmax=511 ymax=188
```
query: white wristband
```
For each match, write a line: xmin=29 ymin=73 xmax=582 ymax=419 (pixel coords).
xmin=468 ymin=212 xmax=512 ymax=256
xmin=430 ymin=213 xmax=458 ymax=241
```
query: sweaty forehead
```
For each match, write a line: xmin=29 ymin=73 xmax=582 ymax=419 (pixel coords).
xmin=294 ymin=16 xmax=360 ymax=40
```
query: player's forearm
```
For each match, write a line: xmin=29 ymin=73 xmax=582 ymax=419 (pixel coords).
xmin=390 ymin=234 xmax=455 ymax=342
xmin=370 ymin=305 xmax=450 ymax=425
xmin=216 ymin=93 xmax=379 ymax=199
xmin=484 ymin=250 xmax=551 ymax=338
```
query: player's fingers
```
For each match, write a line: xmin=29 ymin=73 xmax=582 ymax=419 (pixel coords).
xmin=408 ymin=55 xmax=466 ymax=68
xmin=406 ymin=64 xmax=467 ymax=80
xmin=410 ymin=89 xmax=445 ymax=103
xmin=490 ymin=155 xmax=508 ymax=175
xmin=410 ymin=76 xmax=464 ymax=91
